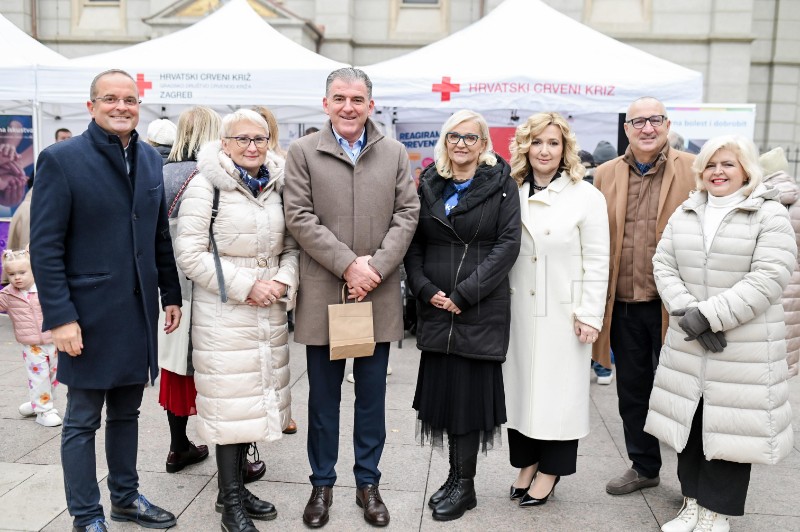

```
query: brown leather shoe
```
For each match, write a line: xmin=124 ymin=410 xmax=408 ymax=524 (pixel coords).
xmin=303 ymin=486 xmax=333 ymax=528
xmin=165 ymin=442 xmax=209 ymax=473
xmin=356 ymin=484 xmax=389 ymax=527
xmin=243 ymin=459 xmax=266 ymax=484
xmin=283 ymin=418 xmax=298 ymax=434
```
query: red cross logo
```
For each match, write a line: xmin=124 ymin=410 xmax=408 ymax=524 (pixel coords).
xmin=432 ymin=76 xmax=460 ymax=102
xmin=136 ymin=73 xmax=152 ymax=97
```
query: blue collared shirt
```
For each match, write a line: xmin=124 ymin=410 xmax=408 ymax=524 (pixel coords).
xmin=332 ymin=126 xmax=366 ymax=163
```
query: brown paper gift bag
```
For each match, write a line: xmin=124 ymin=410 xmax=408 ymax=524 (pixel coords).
xmin=328 ymin=285 xmax=376 ymax=360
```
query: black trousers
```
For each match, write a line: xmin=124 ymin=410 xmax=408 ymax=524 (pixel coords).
xmin=507 ymin=429 xmax=578 ymax=476
xmin=610 ymin=299 xmax=663 ymax=478
xmin=306 ymin=342 xmax=390 ymax=488
xmin=678 ymin=399 xmax=751 ymax=516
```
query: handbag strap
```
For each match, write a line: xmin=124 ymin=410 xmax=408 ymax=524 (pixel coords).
xmin=167 ymin=168 xmax=199 ymax=217
xmin=209 ymin=187 xmax=227 ymax=302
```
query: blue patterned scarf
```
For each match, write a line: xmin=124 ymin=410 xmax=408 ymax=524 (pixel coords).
xmin=233 ymin=163 xmax=270 ymax=197
xmin=443 ymin=179 xmax=473 ymax=215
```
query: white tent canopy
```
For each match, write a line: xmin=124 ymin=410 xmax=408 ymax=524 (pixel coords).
xmin=0 ymin=14 xmax=68 ymax=101
xmin=35 ymin=0 xmax=346 ymax=109
xmin=362 ymin=0 xmax=703 ymax=118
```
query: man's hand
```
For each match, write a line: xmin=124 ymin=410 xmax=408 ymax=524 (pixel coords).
xmin=52 ymin=322 xmax=83 ymax=356
xmin=163 ymin=305 xmax=182 ymax=334
xmin=344 ymin=255 xmax=382 ymax=302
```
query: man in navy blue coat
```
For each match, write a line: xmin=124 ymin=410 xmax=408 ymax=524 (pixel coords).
xmin=30 ymin=69 xmax=183 ymax=532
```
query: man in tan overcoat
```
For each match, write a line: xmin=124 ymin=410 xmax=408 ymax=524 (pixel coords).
xmin=284 ymin=67 xmax=419 ymax=529
xmin=593 ymin=97 xmax=695 ymax=496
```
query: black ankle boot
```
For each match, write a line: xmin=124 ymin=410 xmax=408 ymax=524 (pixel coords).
xmin=217 ymin=444 xmax=259 ymax=532
xmin=428 ymin=441 xmax=456 ymax=509
xmin=432 ymin=432 xmax=478 ymax=521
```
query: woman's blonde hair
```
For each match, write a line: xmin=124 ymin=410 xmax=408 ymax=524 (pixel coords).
xmin=692 ymin=135 xmax=762 ymax=196
xmin=509 ymin=112 xmax=584 ymax=186
xmin=252 ymin=106 xmax=287 ymax=158
xmin=221 ymin=109 xmax=270 ymax=139
xmin=168 ymin=107 xmax=222 ymax=163
xmin=433 ymin=110 xmax=497 ymax=179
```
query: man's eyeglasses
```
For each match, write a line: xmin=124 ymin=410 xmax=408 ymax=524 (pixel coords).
xmin=626 ymin=115 xmax=667 ymax=129
xmin=92 ymin=96 xmax=141 ymax=107
xmin=225 ymin=136 xmax=270 ymax=149
xmin=446 ymin=132 xmax=483 ymax=146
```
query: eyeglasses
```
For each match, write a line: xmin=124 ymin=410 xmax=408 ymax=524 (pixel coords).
xmin=626 ymin=115 xmax=666 ymax=129
xmin=446 ymin=132 xmax=483 ymax=146
xmin=225 ymin=136 xmax=270 ymax=149
xmin=92 ymin=96 xmax=141 ymax=107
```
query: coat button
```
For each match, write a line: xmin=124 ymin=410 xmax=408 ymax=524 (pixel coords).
xmin=531 ymin=256 xmax=537 ymax=263
xmin=544 ymin=229 xmax=551 ymax=235
xmin=134 ymin=287 xmax=141 ymax=295
xmin=133 ymin=213 xmax=138 ymax=221
xmin=137 ymin=251 xmax=142 ymax=258
xmin=530 ymin=289 xmax=536 ymax=295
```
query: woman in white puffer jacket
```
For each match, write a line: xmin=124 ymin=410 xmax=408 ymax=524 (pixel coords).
xmin=645 ymin=136 xmax=796 ymax=532
xmin=175 ymin=109 xmax=298 ymax=532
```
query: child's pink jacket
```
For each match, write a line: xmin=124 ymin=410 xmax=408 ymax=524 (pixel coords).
xmin=0 ymin=285 xmax=53 ymax=345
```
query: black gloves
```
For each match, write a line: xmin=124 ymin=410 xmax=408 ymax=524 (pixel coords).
xmin=672 ymin=307 xmax=711 ymax=339
xmin=671 ymin=307 xmax=727 ymax=353
xmin=695 ymin=330 xmax=727 ymax=353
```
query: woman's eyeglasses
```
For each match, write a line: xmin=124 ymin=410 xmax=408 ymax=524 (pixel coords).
xmin=446 ymin=132 xmax=483 ymax=146
xmin=225 ymin=136 xmax=270 ymax=149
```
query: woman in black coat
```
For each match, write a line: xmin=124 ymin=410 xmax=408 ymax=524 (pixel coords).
xmin=404 ymin=109 xmax=521 ymax=522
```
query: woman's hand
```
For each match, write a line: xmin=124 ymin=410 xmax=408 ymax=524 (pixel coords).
xmin=430 ymin=290 xmax=461 ymax=314
xmin=246 ymin=279 xmax=284 ymax=307
xmin=574 ymin=320 xmax=599 ymax=344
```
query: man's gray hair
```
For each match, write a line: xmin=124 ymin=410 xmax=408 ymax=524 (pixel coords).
xmin=325 ymin=67 xmax=373 ymax=100
xmin=89 ymin=69 xmax=136 ymax=100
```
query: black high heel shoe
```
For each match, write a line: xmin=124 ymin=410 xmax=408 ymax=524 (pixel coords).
xmin=509 ymin=483 xmax=531 ymax=500
xmin=519 ymin=475 xmax=560 ymax=507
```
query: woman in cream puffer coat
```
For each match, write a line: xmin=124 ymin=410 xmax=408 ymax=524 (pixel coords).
xmin=645 ymin=136 xmax=796 ymax=531
xmin=174 ymin=109 xmax=298 ymax=529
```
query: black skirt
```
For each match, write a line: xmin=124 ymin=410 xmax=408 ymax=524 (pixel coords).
xmin=412 ymin=350 xmax=506 ymax=452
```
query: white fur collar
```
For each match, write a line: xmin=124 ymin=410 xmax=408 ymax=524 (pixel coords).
xmin=197 ymin=140 xmax=284 ymax=193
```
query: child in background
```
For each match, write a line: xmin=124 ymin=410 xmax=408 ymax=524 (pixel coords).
xmin=0 ymin=249 xmax=61 ymax=427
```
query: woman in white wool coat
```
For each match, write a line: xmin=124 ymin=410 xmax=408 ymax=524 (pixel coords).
xmin=175 ymin=109 xmax=298 ymax=531
xmin=504 ymin=112 xmax=609 ymax=508
xmin=645 ymin=136 xmax=796 ymax=532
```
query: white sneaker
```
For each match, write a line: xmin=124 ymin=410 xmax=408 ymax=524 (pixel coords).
xmin=386 ymin=364 xmax=393 ymax=375
xmin=661 ymin=497 xmax=699 ymax=532
xmin=18 ymin=402 xmax=35 ymax=417
xmin=346 ymin=373 xmax=355 ymax=383
xmin=596 ymin=374 xmax=613 ymax=385
xmin=693 ymin=507 xmax=730 ymax=532
xmin=36 ymin=410 xmax=62 ymax=427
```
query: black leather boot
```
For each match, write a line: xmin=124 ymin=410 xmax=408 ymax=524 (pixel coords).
xmin=216 ymin=444 xmax=276 ymax=520
xmin=217 ymin=444 xmax=259 ymax=532
xmin=432 ymin=432 xmax=478 ymax=521
xmin=428 ymin=438 xmax=456 ymax=508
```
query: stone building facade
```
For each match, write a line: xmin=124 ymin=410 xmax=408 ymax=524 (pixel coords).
xmin=2 ymin=0 xmax=799 ymax=150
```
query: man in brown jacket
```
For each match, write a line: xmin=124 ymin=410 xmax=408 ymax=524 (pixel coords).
xmin=593 ymin=97 xmax=695 ymax=496
xmin=284 ymin=67 xmax=420 ymax=528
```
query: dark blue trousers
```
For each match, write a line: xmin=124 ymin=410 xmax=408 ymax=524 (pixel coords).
xmin=61 ymin=384 xmax=144 ymax=527
xmin=306 ymin=342 xmax=389 ymax=488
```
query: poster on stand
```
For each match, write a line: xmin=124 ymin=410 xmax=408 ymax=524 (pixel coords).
xmin=0 ymin=115 xmax=34 ymax=218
